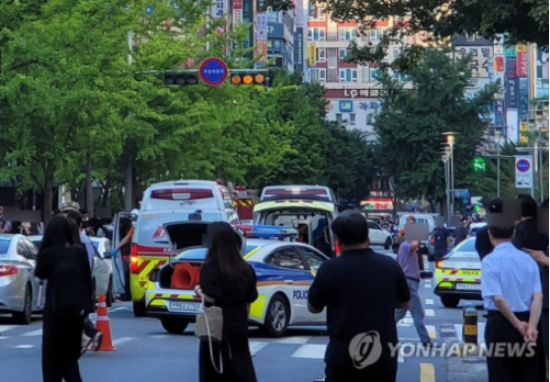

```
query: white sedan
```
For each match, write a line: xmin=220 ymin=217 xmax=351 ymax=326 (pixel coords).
xmin=0 ymin=234 xmax=45 ymax=324
xmin=145 ymin=222 xmax=330 ymax=337
xmin=367 ymin=220 xmax=393 ymax=249
xmin=28 ymin=235 xmax=116 ymax=307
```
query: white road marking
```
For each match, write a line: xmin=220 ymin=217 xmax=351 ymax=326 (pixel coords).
xmin=108 ymin=307 xmax=129 ymax=313
xmin=291 ymin=344 xmax=326 ymax=359
xmin=425 ymin=284 xmax=432 ymax=289
xmin=426 ymin=325 xmax=437 ymax=339
xmin=425 ymin=309 xmax=435 ymax=317
xmin=22 ymin=329 xmax=43 ymax=336
xmin=14 ymin=344 xmax=34 ymax=348
xmin=249 ymin=341 xmax=269 ymax=356
xmin=273 ymin=336 xmax=311 ymax=345
xmin=151 ymin=334 xmax=169 ymax=339
xmin=0 ymin=325 xmax=17 ymax=335
xmin=112 ymin=337 xmax=134 ymax=346
xmin=425 ymin=299 xmax=434 ymax=305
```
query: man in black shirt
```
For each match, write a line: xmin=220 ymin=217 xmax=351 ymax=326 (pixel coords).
xmin=308 ymin=211 xmax=411 ymax=382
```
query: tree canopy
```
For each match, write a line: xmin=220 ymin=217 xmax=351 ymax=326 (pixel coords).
xmin=0 ymin=0 xmax=377 ymax=216
xmin=373 ymin=49 xmax=499 ymax=209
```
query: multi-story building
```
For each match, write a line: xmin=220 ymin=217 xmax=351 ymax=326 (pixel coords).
xmin=305 ymin=4 xmax=415 ymax=139
xmin=265 ymin=10 xmax=295 ymax=71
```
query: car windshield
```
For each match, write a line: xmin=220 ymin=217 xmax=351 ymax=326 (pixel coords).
xmin=0 ymin=238 xmax=11 ymax=254
xmin=178 ymin=244 xmax=259 ymax=260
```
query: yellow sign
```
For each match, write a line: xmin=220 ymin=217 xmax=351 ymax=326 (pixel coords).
xmin=520 ymin=122 xmax=528 ymax=132
xmin=516 ymin=44 xmax=527 ymax=53
xmin=308 ymin=43 xmax=317 ymax=66
xmin=520 ymin=134 xmax=529 ymax=144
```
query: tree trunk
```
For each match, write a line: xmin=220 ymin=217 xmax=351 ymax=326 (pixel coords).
xmin=124 ymin=147 xmax=133 ymax=212
xmin=100 ymin=180 xmax=110 ymax=207
xmin=43 ymin=173 xmax=54 ymax=226
xmin=85 ymin=152 xmax=94 ymax=214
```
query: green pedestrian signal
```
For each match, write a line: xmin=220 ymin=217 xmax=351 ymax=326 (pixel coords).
xmin=473 ymin=157 xmax=486 ymax=172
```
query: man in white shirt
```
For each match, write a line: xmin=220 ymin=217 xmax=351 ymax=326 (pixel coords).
xmin=482 ymin=198 xmax=543 ymax=382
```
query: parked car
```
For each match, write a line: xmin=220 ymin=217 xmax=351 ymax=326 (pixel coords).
xmin=28 ymin=235 xmax=116 ymax=307
xmin=0 ymin=234 xmax=45 ymax=324
xmin=367 ymin=220 xmax=393 ymax=249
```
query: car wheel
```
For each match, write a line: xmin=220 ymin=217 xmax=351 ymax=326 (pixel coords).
xmin=441 ymin=295 xmax=460 ymax=308
xmin=160 ymin=318 xmax=189 ymax=334
xmin=384 ymin=237 xmax=392 ymax=250
xmin=13 ymin=284 xmax=32 ymax=325
xmin=133 ymin=301 xmax=146 ymax=317
xmin=261 ymin=294 xmax=289 ymax=338
xmin=106 ymin=278 xmax=114 ymax=308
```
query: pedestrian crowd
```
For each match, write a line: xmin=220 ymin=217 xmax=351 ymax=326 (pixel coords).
xmin=17 ymin=194 xmax=547 ymax=382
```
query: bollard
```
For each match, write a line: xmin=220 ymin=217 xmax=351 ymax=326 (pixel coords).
xmin=462 ymin=303 xmax=478 ymax=346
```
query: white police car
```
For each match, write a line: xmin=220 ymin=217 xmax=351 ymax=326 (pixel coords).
xmin=145 ymin=224 xmax=329 ymax=337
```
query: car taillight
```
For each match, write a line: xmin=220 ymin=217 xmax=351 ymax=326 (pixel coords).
xmin=130 ymin=244 xmax=139 ymax=273
xmin=150 ymin=188 xmax=214 ymax=200
xmin=0 ymin=265 xmax=18 ymax=276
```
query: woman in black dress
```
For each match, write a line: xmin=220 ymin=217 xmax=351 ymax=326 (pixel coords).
xmin=195 ymin=222 xmax=259 ymax=382
xmin=35 ymin=216 xmax=93 ymax=382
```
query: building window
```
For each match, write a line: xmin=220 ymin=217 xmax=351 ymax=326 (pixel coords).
xmin=349 ymin=113 xmax=356 ymax=126
xmin=309 ymin=6 xmax=326 ymax=21
xmin=361 ymin=66 xmax=369 ymax=82
xmin=338 ymin=48 xmax=350 ymax=61
xmin=317 ymin=48 xmax=326 ymax=62
xmin=308 ymin=27 xmax=326 ymax=41
xmin=370 ymin=68 xmax=381 ymax=82
xmin=338 ymin=27 xmax=357 ymax=41
xmin=369 ymin=28 xmax=384 ymax=42
xmin=393 ymin=48 xmax=401 ymax=60
xmin=309 ymin=68 xmax=326 ymax=82
xmin=392 ymin=71 xmax=410 ymax=82
xmin=336 ymin=113 xmax=343 ymax=122
xmin=327 ymin=68 xmax=338 ymax=82
xmin=339 ymin=68 xmax=358 ymax=82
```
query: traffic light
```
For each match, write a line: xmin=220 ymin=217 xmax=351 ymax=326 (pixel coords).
xmin=164 ymin=70 xmax=199 ymax=85
xmin=473 ymin=157 xmax=486 ymax=172
xmin=229 ymin=70 xmax=273 ymax=86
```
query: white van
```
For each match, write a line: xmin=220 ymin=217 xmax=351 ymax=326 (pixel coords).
xmin=260 ymin=185 xmax=337 ymax=204
xmin=140 ymin=180 xmax=235 ymax=212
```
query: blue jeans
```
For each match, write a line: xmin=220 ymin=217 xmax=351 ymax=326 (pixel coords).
xmin=395 ymin=279 xmax=431 ymax=344
xmin=541 ymin=309 xmax=550 ymax=359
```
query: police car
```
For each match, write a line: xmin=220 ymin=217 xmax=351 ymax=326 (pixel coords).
xmin=433 ymin=237 xmax=481 ymax=308
xmin=145 ymin=223 xmax=328 ymax=337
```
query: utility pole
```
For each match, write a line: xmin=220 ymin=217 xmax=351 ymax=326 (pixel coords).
xmin=124 ymin=31 xmax=134 ymax=212
xmin=496 ymin=130 xmax=501 ymax=197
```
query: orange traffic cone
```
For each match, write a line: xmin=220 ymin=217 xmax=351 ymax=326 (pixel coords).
xmin=91 ymin=294 xmax=116 ymax=351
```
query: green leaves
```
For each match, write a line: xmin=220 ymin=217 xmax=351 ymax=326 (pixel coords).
xmin=374 ymin=49 xmax=499 ymax=204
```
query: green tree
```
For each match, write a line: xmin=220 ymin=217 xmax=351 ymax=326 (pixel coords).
xmin=373 ymin=49 xmax=499 ymax=210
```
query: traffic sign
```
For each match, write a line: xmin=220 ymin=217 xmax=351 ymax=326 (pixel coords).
xmin=515 ymin=156 xmax=533 ymax=189
xmin=516 ymin=159 xmax=530 ymax=172
xmin=199 ymin=58 xmax=228 ymax=86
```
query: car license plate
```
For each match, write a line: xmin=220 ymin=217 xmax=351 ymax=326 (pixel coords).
xmin=456 ymin=283 xmax=481 ymax=291
xmin=169 ymin=301 xmax=200 ymax=313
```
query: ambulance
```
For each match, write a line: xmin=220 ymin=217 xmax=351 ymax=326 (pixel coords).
xmin=119 ymin=180 xmax=238 ymax=317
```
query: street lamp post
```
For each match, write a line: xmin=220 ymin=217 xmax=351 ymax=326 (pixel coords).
xmin=495 ymin=130 xmax=501 ymax=197
xmin=442 ymin=132 xmax=458 ymax=216
xmin=441 ymin=147 xmax=451 ymax=223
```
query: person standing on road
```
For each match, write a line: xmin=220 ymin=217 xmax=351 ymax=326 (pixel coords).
xmin=454 ymin=217 xmax=471 ymax=246
xmin=481 ymin=198 xmax=543 ymax=382
xmin=0 ymin=205 xmax=12 ymax=233
xmin=307 ymin=211 xmax=410 ymax=382
xmin=195 ymin=222 xmax=258 ymax=382
xmin=66 ymin=211 xmax=103 ymax=355
xmin=35 ymin=216 xmax=93 ymax=382
xmin=431 ymin=222 xmax=451 ymax=260
xmin=395 ymin=239 xmax=432 ymax=348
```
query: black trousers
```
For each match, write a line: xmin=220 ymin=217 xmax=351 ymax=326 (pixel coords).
xmin=484 ymin=310 xmax=540 ymax=382
xmin=42 ymin=312 xmax=85 ymax=382
xmin=325 ymin=364 xmax=397 ymax=382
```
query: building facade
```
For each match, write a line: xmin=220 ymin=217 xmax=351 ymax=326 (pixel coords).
xmin=305 ymin=4 xmax=416 ymax=138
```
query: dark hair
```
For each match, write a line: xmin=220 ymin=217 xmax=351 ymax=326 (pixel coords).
xmin=204 ymin=222 xmax=250 ymax=293
xmin=53 ymin=208 xmax=61 ymax=216
xmin=516 ymin=194 xmax=538 ymax=218
xmin=540 ymin=199 xmax=549 ymax=210
xmin=79 ymin=209 xmax=88 ymax=215
xmin=488 ymin=226 xmax=515 ymax=240
xmin=66 ymin=211 xmax=82 ymax=228
xmin=39 ymin=216 xmax=74 ymax=252
xmin=330 ymin=211 xmax=369 ymax=246
xmin=67 ymin=218 xmax=83 ymax=248
xmin=487 ymin=198 xmax=504 ymax=213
